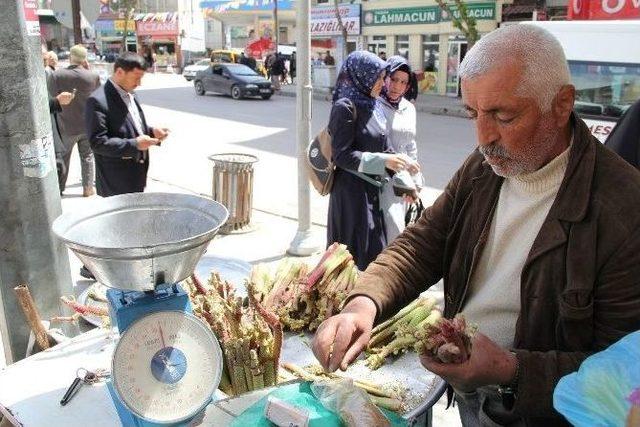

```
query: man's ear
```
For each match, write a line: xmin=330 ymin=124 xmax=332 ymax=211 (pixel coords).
xmin=552 ymin=84 xmax=576 ymax=126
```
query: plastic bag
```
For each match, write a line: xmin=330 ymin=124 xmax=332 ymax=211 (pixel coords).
xmin=553 ymin=331 xmax=640 ymax=426
xmin=310 ymin=378 xmax=391 ymax=427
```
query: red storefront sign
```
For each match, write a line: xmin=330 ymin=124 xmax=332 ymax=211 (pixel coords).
xmin=135 ymin=20 xmax=179 ymax=37
xmin=568 ymin=0 xmax=640 ymax=19
xmin=22 ymin=0 xmax=40 ymax=36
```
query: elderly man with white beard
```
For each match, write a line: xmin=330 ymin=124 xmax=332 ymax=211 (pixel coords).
xmin=312 ymin=24 xmax=640 ymax=426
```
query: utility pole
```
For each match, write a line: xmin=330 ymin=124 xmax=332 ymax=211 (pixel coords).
xmin=274 ymin=0 xmax=279 ymax=51
xmin=288 ymin=0 xmax=321 ymax=256
xmin=71 ymin=0 xmax=82 ymax=44
xmin=0 ymin=0 xmax=74 ymax=363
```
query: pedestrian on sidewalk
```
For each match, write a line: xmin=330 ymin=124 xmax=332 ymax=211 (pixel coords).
xmin=323 ymin=50 xmax=335 ymax=66
xmin=377 ymin=55 xmax=423 ymax=243
xmin=326 ymin=50 xmax=410 ymax=271
xmin=313 ymin=24 xmax=640 ymax=426
xmin=289 ymin=51 xmax=296 ymax=84
xmin=85 ymin=52 xmax=170 ymax=198
xmin=269 ymin=53 xmax=285 ymax=91
xmin=51 ymin=44 xmax=101 ymax=196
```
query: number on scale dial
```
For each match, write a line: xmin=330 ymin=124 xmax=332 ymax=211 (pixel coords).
xmin=112 ymin=310 xmax=222 ymax=424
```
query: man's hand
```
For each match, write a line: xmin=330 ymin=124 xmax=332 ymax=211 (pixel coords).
xmin=136 ymin=135 xmax=161 ymax=150
xmin=312 ymin=296 xmax=377 ymax=372
xmin=419 ymin=333 xmax=517 ymax=393
xmin=56 ymin=92 xmax=74 ymax=106
xmin=152 ymin=127 xmax=170 ymax=141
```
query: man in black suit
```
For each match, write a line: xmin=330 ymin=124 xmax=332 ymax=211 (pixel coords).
xmin=85 ymin=53 xmax=169 ymax=197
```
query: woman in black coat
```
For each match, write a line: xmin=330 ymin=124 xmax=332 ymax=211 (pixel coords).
xmin=327 ymin=51 xmax=410 ymax=270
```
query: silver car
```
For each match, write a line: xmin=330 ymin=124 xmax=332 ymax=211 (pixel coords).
xmin=183 ymin=59 xmax=211 ymax=81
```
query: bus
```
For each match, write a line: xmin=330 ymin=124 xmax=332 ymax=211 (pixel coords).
xmin=523 ymin=20 xmax=640 ymax=142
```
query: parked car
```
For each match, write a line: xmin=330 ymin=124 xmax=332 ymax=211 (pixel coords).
xmin=194 ymin=63 xmax=274 ymax=100
xmin=182 ymin=59 xmax=211 ymax=81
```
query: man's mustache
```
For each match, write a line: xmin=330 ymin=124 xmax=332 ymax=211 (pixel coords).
xmin=479 ymin=143 xmax=509 ymax=158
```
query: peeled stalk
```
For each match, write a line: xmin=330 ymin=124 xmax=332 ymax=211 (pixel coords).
xmin=369 ymin=395 xmax=403 ymax=412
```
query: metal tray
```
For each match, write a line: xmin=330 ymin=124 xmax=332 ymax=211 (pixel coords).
xmin=280 ymin=331 xmax=446 ymax=421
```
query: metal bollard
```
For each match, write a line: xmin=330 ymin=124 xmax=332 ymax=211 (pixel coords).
xmin=208 ymin=153 xmax=259 ymax=234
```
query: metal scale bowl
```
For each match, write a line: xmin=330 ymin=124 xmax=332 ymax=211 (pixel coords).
xmin=52 ymin=192 xmax=229 ymax=426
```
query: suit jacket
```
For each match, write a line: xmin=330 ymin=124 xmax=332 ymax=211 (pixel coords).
xmin=85 ymin=80 xmax=154 ymax=197
xmin=351 ymin=115 xmax=640 ymax=425
xmin=52 ymin=65 xmax=100 ymax=139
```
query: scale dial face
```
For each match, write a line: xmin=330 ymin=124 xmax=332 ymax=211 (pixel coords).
xmin=112 ymin=310 xmax=222 ymax=424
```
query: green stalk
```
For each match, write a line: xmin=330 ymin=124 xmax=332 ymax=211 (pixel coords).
xmin=366 ymin=335 xmax=416 ymax=370
xmin=370 ymin=297 xmax=424 ymax=336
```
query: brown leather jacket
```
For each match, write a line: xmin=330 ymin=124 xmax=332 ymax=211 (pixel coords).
xmin=352 ymin=116 xmax=640 ymax=424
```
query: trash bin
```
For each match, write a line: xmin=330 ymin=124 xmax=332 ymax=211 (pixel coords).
xmin=208 ymin=153 xmax=259 ymax=234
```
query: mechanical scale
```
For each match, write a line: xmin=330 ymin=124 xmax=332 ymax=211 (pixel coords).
xmin=53 ymin=193 xmax=229 ymax=426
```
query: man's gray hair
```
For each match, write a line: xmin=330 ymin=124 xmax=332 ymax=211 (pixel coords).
xmin=69 ymin=44 xmax=88 ymax=65
xmin=459 ymin=24 xmax=571 ymax=112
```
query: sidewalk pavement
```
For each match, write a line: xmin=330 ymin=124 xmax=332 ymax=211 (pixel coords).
xmin=277 ymin=83 xmax=469 ymax=118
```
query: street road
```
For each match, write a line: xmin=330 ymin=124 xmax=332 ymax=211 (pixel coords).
xmin=87 ymin=74 xmax=477 ymax=225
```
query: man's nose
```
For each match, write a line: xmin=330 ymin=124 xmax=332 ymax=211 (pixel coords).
xmin=476 ymin=115 xmax=500 ymax=147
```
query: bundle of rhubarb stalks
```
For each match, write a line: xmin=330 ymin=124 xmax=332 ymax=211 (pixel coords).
xmin=366 ymin=297 xmax=477 ymax=369
xmin=248 ymin=242 xmax=358 ymax=332
xmin=184 ymin=273 xmax=282 ymax=396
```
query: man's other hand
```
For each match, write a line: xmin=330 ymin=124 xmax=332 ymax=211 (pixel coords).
xmin=56 ymin=92 xmax=74 ymax=106
xmin=312 ymin=296 xmax=377 ymax=372
xmin=152 ymin=127 xmax=170 ymax=141
xmin=136 ymin=135 xmax=161 ymax=150
xmin=419 ymin=333 xmax=518 ymax=393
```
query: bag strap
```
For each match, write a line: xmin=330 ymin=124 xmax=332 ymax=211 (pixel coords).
xmin=343 ymin=168 xmax=387 ymax=188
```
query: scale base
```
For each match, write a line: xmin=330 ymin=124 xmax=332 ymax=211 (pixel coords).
xmin=106 ymin=380 xmax=206 ymax=427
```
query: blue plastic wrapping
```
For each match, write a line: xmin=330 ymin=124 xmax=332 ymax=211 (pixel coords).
xmin=553 ymin=331 xmax=640 ymax=426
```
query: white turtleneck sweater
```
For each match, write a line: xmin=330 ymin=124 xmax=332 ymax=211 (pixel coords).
xmin=462 ymin=145 xmax=571 ymax=349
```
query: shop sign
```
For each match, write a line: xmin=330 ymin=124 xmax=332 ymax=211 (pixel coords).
xmin=364 ymin=7 xmax=439 ymax=26
xmin=114 ymin=20 xmax=136 ymax=32
xmin=568 ymin=0 xmax=640 ymax=19
xmin=136 ymin=20 xmax=179 ymax=37
xmin=441 ymin=3 xmax=496 ymax=21
xmin=22 ymin=0 xmax=40 ymax=36
xmin=311 ymin=4 xmax=361 ymax=36
xmin=200 ymin=0 xmax=293 ymax=12
xmin=363 ymin=4 xmax=496 ymax=26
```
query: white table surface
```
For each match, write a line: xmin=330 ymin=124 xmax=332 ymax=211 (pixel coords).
xmin=0 ymin=329 xmax=234 ymax=427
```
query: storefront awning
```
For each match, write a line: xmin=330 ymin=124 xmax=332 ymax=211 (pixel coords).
xmin=133 ymin=12 xmax=178 ymax=23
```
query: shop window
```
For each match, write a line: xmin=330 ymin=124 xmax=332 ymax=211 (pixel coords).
xmin=421 ymin=35 xmax=439 ymax=94
xmin=395 ymin=35 xmax=409 ymax=60
xmin=367 ymin=36 xmax=387 ymax=56
xmin=571 ymin=61 xmax=640 ymax=120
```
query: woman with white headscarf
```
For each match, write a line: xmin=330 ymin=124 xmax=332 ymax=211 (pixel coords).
xmin=376 ymin=55 xmax=423 ymax=242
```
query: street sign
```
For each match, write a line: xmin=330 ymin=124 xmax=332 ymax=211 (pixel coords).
xmin=22 ymin=0 xmax=40 ymax=36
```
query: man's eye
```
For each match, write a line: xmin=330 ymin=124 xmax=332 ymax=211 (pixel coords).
xmin=497 ymin=115 xmax=515 ymax=124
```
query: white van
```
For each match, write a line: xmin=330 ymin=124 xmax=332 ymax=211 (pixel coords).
xmin=523 ymin=20 xmax=640 ymax=142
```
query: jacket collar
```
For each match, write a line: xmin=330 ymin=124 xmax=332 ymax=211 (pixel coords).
xmin=472 ymin=113 xmax=594 ymax=223
xmin=547 ymin=114 xmax=595 ymax=222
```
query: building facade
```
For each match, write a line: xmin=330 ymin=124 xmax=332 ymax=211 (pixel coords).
xmin=360 ymin=0 xmax=510 ymax=96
